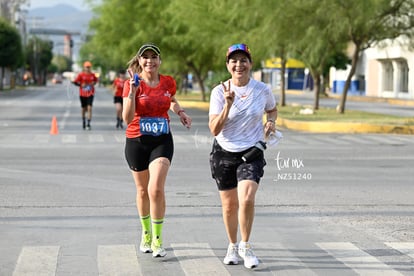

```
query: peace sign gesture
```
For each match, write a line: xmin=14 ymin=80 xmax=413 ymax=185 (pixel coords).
xmin=221 ymin=80 xmax=235 ymax=106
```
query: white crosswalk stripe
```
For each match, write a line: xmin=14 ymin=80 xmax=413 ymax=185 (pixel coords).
xmin=1 ymin=132 xmax=413 ymax=147
xmin=13 ymin=246 xmax=60 ymax=276
xmin=88 ymin=134 xmax=104 ymax=143
xmin=255 ymin=242 xmax=318 ymax=276
xmin=97 ymin=245 xmax=142 ymax=276
xmin=8 ymin=242 xmax=413 ymax=275
xmin=113 ymin=133 xmax=125 ymax=143
xmin=385 ymin=242 xmax=414 ymax=259
xmin=34 ymin=134 xmax=50 ymax=144
xmin=316 ymin=242 xmax=404 ymax=276
xmin=171 ymin=243 xmax=230 ymax=275
xmin=61 ymin=134 xmax=76 ymax=144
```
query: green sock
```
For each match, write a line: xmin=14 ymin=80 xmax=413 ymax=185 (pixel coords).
xmin=140 ymin=215 xmax=151 ymax=236
xmin=151 ymin=218 xmax=164 ymax=243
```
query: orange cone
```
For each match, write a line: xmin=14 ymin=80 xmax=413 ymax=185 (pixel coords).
xmin=50 ymin=116 xmax=59 ymax=135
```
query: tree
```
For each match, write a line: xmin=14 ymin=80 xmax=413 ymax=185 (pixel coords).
xmin=84 ymin=0 xmax=281 ymax=101
xmin=82 ymin=0 xmax=414 ymax=106
xmin=166 ymin=0 xmax=279 ymax=100
xmin=0 ymin=18 xmax=23 ymax=90
xmin=165 ymin=0 xmax=230 ymax=101
xmin=0 ymin=0 xmax=29 ymax=22
xmin=248 ymin=1 xmax=291 ymax=107
xmin=83 ymin=0 xmax=175 ymax=87
xmin=51 ymin=55 xmax=72 ymax=72
xmin=335 ymin=0 xmax=414 ymax=113
xmin=25 ymin=37 xmax=53 ymax=85
xmin=271 ymin=0 xmax=349 ymax=110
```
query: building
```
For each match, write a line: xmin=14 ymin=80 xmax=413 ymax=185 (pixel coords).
xmin=330 ymin=37 xmax=414 ymax=100
xmin=261 ymin=57 xmax=313 ymax=91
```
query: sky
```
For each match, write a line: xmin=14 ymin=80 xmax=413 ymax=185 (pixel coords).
xmin=28 ymin=0 xmax=91 ymax=11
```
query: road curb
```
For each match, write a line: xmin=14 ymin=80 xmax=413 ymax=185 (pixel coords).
xmin=179 ymin=101 xmax=210 ymax=111
xmin=277 ymin=118 xmax=414 ymax=134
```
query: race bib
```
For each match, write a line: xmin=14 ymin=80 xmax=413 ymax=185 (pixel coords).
xmin=140 ymin=117 xmax=169 ymax=136
xmin=83 ymin=85 xmax=92 ymax=91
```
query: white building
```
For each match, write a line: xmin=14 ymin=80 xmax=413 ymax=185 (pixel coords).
xmin=365 ymin=38 xmax=413 ymax=99
xmin=331 ymin=37 xmax=414 ymax=100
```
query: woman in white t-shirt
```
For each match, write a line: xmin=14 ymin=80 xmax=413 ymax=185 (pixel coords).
xmin=209 ymin=43 xmax=278 ymax=269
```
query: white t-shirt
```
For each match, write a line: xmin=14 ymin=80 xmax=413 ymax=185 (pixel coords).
xmin=209 ymin=78 xmax=276 ymax=152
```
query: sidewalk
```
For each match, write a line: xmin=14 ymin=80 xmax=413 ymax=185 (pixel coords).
xmin=178 ymin=90 xmax=414 ymax=135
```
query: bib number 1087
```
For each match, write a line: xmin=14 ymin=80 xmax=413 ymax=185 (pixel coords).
xmin=140 ymin=117 xmax=169 ymax=136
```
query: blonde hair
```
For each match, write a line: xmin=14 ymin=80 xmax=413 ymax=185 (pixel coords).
xmin=127 ymin=55 xmax=142 ymax=74
xmin=126 ymin=49 xmax=162 ymax=74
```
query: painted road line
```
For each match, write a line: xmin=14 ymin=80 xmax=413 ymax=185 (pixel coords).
xmin=88 ymin=134 xmax=104 ymax=143
xmin=255 ymin=242 xmax=318 ymax=276
xmin=316 ymin=242 xmax=403 ymax=276
xmin=61 ymin=134 xmax=76 ymax=143
xmin=171 ymin=243 xmax=230 ymax=276
xmin=13 ymin=246 xmax=60 ymax=276
xmin=97 ymin=245 xmax=142 ymax=276
xmin=385 ymin=242 xmax=414 ymax=259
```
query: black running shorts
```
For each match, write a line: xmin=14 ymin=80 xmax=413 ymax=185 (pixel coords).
xmin=209 ymin=139 xmax=266 ymax=191
xmin=114 ymin=96 xmax=123 ymax=104
xmin=125 ymin=133 xmax=174 ymax=172
xmin=80 ymin=96 xmax=94 ymax=108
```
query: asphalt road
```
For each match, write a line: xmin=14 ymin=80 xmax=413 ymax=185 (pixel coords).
xmin=0 ymin=84 xmax=413 ymax=275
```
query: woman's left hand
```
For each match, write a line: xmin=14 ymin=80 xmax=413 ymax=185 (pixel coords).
xmin=264 ymin=121 xmax=276 ymax=137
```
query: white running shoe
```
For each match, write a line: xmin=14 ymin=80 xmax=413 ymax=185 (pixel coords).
xmin=139 ymin=233 xmax=152 ymax=253
xmin=151 ymin=238 xmax=167 ymax=258
xmin=238 ymin=242 xmax=259 ymax=269
xmin=223 ymin=243 xmax=239 ymax=265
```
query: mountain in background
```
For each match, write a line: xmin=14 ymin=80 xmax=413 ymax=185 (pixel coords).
xmin=27 ymin=4 xmax=93 ymax=61
xmin=28 ymin=4 xmax=92 ymax=31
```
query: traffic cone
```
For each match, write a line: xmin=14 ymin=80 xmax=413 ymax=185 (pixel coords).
xmin=50 ymin=116 xmax=59 ymax=135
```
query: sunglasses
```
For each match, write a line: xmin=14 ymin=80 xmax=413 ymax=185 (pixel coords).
xmin=226 ymin=44 xmax=251 ymax=62
xmin=227 ymin=44 xmax=250 ymax=55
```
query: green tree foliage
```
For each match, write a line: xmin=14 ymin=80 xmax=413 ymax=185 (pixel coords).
xmin=0 ymin=18 xmax=23 ymax=90
xmin=0 ymin=0 xmax=29 ymax=22
xmin=25 ymin=37 xmax=53 ymax=85
xmin=268 ymin=0 xmax=348 ymax=110
xmin=51 ymin=55 xmax=72 ymax=73
xmin=334 ymin=0 xmax=414 ymax=113
xmin=83 ymin=0 xmax=414 ymax=107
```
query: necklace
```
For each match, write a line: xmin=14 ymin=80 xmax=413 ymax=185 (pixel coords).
xmin=235 ymin=84 xmax=252 ymax=100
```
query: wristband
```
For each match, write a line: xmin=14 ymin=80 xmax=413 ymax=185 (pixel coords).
xmin=267 ymin=119 xmax=275 ymax=123
xmin=178 ymin=109 xmax=185 ymax=116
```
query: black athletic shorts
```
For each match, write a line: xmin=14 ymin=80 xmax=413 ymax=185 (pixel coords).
xmin=114 ymin=96 xmax=123 ymax=104
xmin=125 ymin=132 xmax=174 ymax=172
xmin=80 ymin=96 xmax=94 ymax=108
xmin=209 ymin=139 xmax=266 ymax=191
